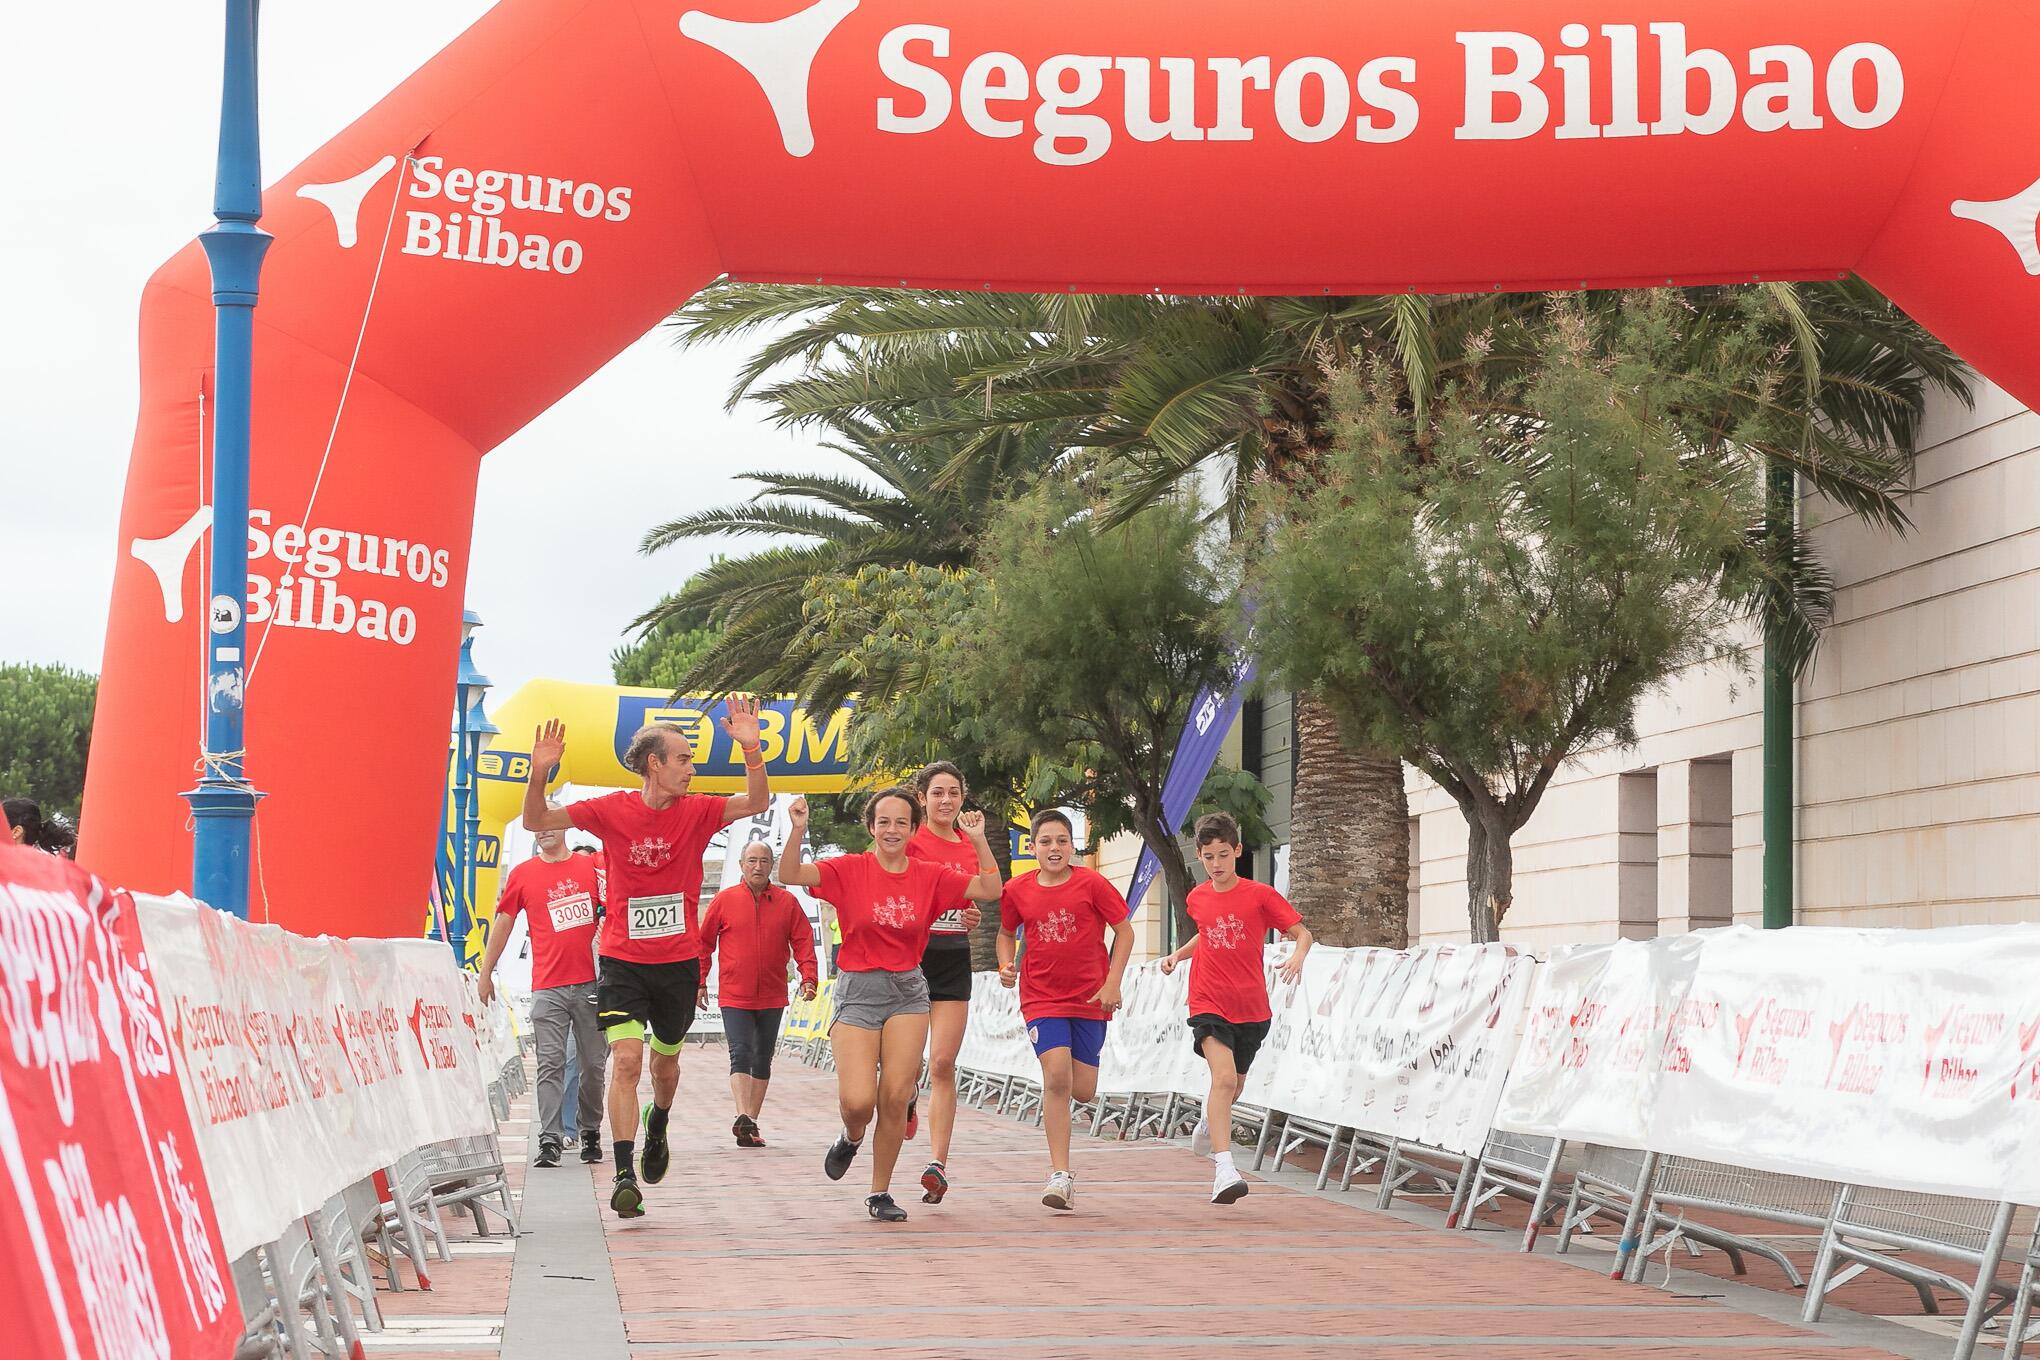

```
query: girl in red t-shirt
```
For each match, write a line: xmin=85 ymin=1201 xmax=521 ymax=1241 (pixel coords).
xmin=903 ymin=759 xmax=995 ymax=1205
xmin=781 ymin=789 xmax=1002 ymax=1222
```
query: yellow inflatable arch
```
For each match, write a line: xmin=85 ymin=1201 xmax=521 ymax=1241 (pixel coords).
xmin=455 ymin=680 xmax=859 ymax=952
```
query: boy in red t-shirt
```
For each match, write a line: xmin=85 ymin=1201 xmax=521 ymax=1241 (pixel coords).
xmin=1159 ymin=812 xmax=1311 ymax=1204
xmin=997 ymin=809 xmax=1133 ymax=1211
xmin=522 ymin=699 xmax=770 ymax=1220
xmin=478 ymin=825 xmax=603 ymax=1167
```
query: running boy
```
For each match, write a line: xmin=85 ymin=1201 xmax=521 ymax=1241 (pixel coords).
xmin=1158 ymin=812 xmax=1311 ymax=1205
xmin=997 ymin=809 xmax=1133 ymax=1211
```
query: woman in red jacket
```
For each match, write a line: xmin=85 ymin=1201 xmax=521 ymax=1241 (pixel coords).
xmin=781 ymin=790 xmax=1001 ymax=1221
xmin=699 ymin=841 xmax=819 ymax=1147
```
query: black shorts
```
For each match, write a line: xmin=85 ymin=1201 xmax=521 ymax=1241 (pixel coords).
xmin=1188 ymin=1014 xmax=1271 ymax=1074
xmin=596 ymin=956 xmax=699 ymax=1054
xmin=920 ymin=940 xmax=973 ymax=1003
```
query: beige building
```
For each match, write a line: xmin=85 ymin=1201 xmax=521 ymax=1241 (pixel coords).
xmin=1102 ymin=378 xmax=2040 ymax=954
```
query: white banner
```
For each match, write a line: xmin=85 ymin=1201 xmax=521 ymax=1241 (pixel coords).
xmin=1248 ymin=945 xmax=1537 ymax=1155
xmin=969 ymin=944 xmax=1536 ymax=1157
xmin=956 ymin=975 xmax=1037 ymax=1079
xmin=1646 ymin=924 xmax=2040 ymax=1203
xmin=138 ymin=895 xmax=496 ymax=1258
xmin=1096 ymin=960 xmax=1201 ymax=1096
xmin=1493 ymin=934 xmax=1704 ymax=1148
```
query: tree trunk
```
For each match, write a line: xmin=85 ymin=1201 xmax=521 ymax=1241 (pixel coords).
xmin=969 ymin=804 xmax=1014 ymax=970
xmin=1463 ymin=808 xmax=1515 ymax=945
xmin=1150 ymin=827 xmax=1195 ymax=954
xmin=1288 ymin=690 xmax=1409 ymax=948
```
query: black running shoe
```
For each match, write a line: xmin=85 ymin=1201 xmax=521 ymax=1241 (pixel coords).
xmin=640 ymin=1102 xmax=670 ymax=1184
xmin=610 ymin=1171 xmax=645 ymax=1219
xmin=824 ymin=1135 xmax=860 ymax=1181
xmin=579 ymin=1131 xmax=602 ymax=1163
xmin=919 ymin=1162 xmax=948 ymax=1204
xmin=735 ymin=1115 xmax=765 ymax=1148
xmin=534 ymin=1134 xmax=562 ymax=1168
xmin=866 ymin=1193 xmax=908 ymax=1222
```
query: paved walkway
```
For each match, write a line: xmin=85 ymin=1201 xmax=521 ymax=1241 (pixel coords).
xmin=362 ymin=1056 xmax=1963 ymax=1360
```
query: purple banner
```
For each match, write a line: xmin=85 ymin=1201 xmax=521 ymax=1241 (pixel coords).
xmin=1125 ymin=651 xmax=1258 ymax=914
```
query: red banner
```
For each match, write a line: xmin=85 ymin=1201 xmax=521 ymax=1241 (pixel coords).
xmin=0 ymin=844 xmax=239 ymax=1359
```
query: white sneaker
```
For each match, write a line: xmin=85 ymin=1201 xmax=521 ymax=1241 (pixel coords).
xmin=1210 ymin=1167 xmax=1249 ymax=1205
xmin=1189 ymin=1120 xmax=1212 ymax=1156
xmin=1042 ymin=1171 xmax=1075 ymax=1211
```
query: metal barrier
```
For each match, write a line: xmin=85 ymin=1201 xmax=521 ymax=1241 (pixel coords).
xmin=1556 ymin=1146 xmax=1677 ymax=1280
xmin=1459 ymin=1131 xmax=1569 ymax=1251
xmin=1261 ymin=1113 xmax=1343 ymax=1187
xmin=1634 ymin=1157 xmax=1840 ymax=1285
xmin=1803 ymin=1188 xmax=2018 ymax=1360
xmin=2003 ymin=1220 xmax=2040 ymax=1360
xmin=1333 ymin=1127 xmax=1395 ymax=1193
xmin=1377 ymin=1139 xmax=1477 ymax=1218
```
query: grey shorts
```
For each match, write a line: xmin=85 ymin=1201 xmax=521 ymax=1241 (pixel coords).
xmin=831 ymin=968 xmax=931 ymax=1031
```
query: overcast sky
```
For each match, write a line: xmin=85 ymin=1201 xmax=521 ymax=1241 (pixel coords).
xmin=2 ymin=1 xmax=819 ymax=699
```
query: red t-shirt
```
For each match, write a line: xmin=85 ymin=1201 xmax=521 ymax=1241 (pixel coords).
xmin=1185 ymin=877 xmax=1302 ymax=1024
xmin=813 ymin=853 xmax=973 ymax=973
xmin=567 ymin=790 xmax=730 ymax=964
xmin=495 ymin=853 xmax=600 ymax=990
xmin=999 ymin=866 xmax=1129 ymax=1022
xmin=906 ymin=825 xmax=981 ymax=944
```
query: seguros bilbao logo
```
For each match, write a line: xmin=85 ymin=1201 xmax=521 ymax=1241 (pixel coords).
xmin=678 ymin=1 xmax=1904 ymax=167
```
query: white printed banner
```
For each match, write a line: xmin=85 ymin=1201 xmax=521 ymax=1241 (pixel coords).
xmin=968 ymin=944 xmax=1536 ymax=1157
xmin=1645 ymin=924 xmax=2040 ymax=1203
xmin=1249 ymin=945 xmax=1537 ymax=1155
xmin=138 ymin=895 xmax=496 ymax=1258
xmin=1492 ymin=934 xmax=1704 ymax=1148
xmin=1097 ymin=959 xmax=1200 ymax=1096
xmin=957 ymin=975 xmax=1038 ymax=1080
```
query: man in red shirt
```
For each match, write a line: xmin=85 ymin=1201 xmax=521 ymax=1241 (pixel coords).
xmin=700 ymin=841 xmax=819 ymax=1148
xmin=522 ymin=697 xmax=769 ymax=1219
xmin=1159 ymin=811 xmax=1311 ymax=1205
xmin=997 ymin=809 xmax=1133 ymax=1211
xmin=477 ymin=824 xmax=603 ymax=1168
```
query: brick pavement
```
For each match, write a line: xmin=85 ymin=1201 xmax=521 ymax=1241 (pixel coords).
xmin=356 ymin=1053 xmax=1957 ymax=1360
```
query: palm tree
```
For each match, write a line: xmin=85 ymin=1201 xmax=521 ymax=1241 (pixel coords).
xmin=631 ymin=402 xmax=1064 ymax=696
xmin=662 ymin=280 xmax=1966 ymax=944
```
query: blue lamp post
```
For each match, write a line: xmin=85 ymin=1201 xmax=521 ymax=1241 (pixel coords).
xmin=447 ymin=612 xmax=488 ymax=960
xmin=460 ymin=693 xmax=499 ymax=961
xmin=183 ymin=0 xmax=271 ymax=917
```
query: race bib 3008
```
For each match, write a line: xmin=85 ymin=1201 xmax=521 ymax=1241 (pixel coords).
xmin=548 ymin=892 xmax=595 ymax=932
xmin=626 ymin=893 xmax=687 ymax=941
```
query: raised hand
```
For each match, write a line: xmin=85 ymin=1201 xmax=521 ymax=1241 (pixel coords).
xmin=531 ymin=719 xmax=566 ymax=777
xmin=720 ymin=693 xmax=763 ymax=751
xmin=787 ymin=795 xmax=810 ymax=830
xmin=957 ymin=809 xmax=987 ymax=841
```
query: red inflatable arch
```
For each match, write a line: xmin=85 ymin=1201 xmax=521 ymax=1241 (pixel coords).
xmin=81 ymin=0 xmax=2040 ymax=938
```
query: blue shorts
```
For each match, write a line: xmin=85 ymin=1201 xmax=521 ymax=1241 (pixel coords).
xmin=1027 ymin=1016 xmax=1106 ymax=1067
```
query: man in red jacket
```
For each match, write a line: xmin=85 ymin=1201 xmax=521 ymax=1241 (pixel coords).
xmin=700 ymin=841 xmax=819 ymax=1147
